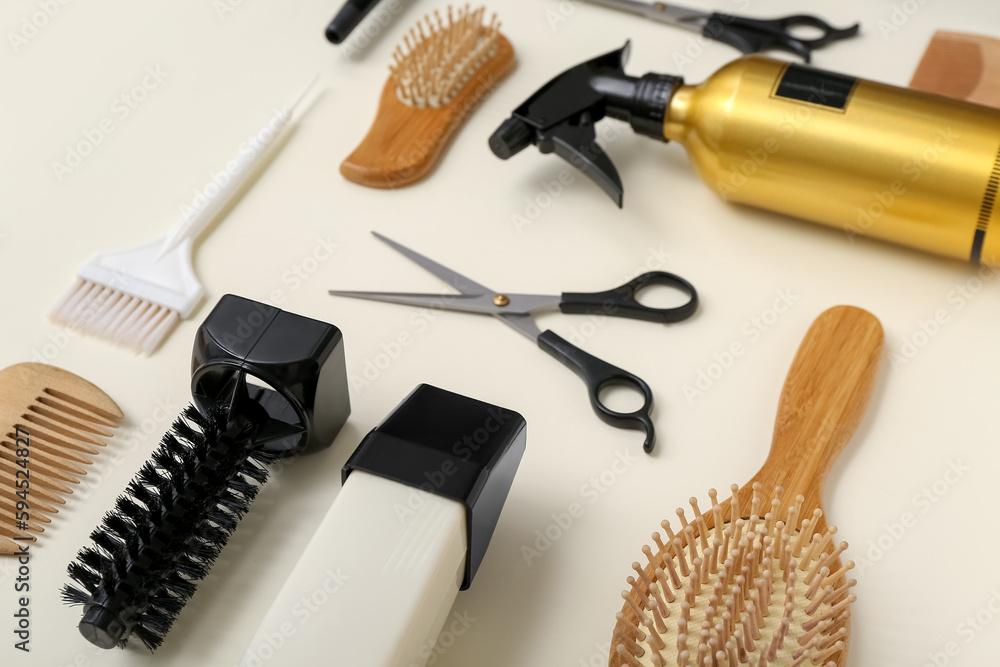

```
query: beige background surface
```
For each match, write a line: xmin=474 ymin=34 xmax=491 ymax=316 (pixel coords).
xmin=2 ymin=1 xmax=999 ymax=665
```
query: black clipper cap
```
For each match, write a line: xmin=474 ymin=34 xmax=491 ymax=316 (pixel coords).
xmin=191 ymin=294 xmax=351 ymax=458
xmin=343 ymin=384 xmax=527 ymax=589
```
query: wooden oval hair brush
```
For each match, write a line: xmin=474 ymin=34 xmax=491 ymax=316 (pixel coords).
xmin=340 ymin=4 xmax=515 ymax=188
xmin=610 ymin=306 xmax=883 ymax=667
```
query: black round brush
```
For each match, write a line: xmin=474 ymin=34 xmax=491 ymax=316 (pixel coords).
xmin=62 ymin=401 xmax=275 ymax=650
xmin=61 ymin=295 xmax=352 ymax=651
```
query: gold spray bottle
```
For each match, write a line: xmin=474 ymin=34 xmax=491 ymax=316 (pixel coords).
xmin=490 ymin=42 xmax=1000 ymax=266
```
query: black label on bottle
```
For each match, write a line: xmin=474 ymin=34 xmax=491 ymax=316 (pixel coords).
xmin=774 ymin=64 xmax=858 ymax=110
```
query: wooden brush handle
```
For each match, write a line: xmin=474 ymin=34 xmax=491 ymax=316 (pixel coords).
xmin=742 ymin=305 xmax=883 ymax=529
xmin=608 ymin=307 xmax=879 ymax=667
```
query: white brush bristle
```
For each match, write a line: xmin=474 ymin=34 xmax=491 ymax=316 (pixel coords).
xmin=51 ymin=278 xmax=181 ymax=355
xmin=390 ymin=4 xmax=502 ymax=109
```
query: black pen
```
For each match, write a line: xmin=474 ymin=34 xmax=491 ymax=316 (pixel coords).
xmin=326 ymin=0 xmax=383 ymax=44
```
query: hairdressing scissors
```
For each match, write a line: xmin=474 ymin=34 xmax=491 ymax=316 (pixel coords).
xmin=329 ymin=232 xmax=699 ymax=453
xmin=583 ymin=0 xmax=860 ymax=62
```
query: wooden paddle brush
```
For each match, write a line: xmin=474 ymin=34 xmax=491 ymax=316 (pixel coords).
xmin=340 ymin=4 xmax=515 ymax=188
xmin=610 ymin=306 xmax=883 ymax=667
xmin=1 ymin=363 xmax=123 ymax=554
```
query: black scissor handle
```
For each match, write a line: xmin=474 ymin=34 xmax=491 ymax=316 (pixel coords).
xmin=705 ymin=13 xmax=860 ymax=63
xmin=538 ymin=329 xmax=655 ymax=453
xmin=560 ymin=271 xmax=698 ymax=324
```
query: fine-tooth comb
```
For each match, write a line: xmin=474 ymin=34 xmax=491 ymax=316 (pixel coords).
xmin=610 ymin=306 xmax=883 ymax=667
xmin=340 ymin=4 xmax=516 ymax=188
xmin=910 ymin=30 xmax=1000 ymax=108
xmin=0 ymin=363 xmax=123 ymax=554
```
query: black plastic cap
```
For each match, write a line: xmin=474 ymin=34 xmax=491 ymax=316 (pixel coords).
xmin=79 ymin=605 xmax=125 ymax=650
xmin=628 ymin=73 xmax=682 ymax=141
xmin=489 ymin=118 xmax=534 ymax=159
xmin=343 ymin=384 xmax=527 ymax=589
xmin=191 ymin=295 xmax=351 ymax=458
xmin=326 ymin=2 xmax=369 ymax=44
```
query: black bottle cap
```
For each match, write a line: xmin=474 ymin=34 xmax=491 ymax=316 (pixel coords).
xmin=191 ymin=294 xmax=351 ymax=457
xmin=343 ymin=384 xmax=527 ymax=589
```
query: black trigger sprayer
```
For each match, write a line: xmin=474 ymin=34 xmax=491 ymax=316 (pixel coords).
xmin=489 ymin=41 xmax=1000 ymax=268
xmin=489 ymin=42 xmax=679 ymax=207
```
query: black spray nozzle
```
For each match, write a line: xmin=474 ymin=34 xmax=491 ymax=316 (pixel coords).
xmin=191 ymin=294 xmax=351 ymax=458
xmin=488 ymin=41 xmax=682 ymax=207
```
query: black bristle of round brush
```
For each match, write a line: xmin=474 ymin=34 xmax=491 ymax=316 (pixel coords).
xmin=62 ymin=402 xmax=277 ymax=651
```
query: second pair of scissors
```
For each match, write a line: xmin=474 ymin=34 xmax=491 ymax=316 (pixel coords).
xmin=330 ymin=232 xmax=699 ymax=453
xmin=584 ymin=0 xmax=860 ymax=63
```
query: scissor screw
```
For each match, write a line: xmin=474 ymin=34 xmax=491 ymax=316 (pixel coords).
xmin=493 ymin=294 xmax=510 ymax=307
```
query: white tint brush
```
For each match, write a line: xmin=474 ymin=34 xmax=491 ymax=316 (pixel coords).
xmin=51 ymin=76 xmax=319 ymax=355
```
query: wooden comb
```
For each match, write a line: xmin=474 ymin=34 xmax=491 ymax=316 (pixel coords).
xmin=610 ymin=306 xmax=883 ymax=667
xmin=340 ymin=5 xmax=515 ymax=188
xmin=910 ymin=30 xmax=1000 ymax=108
xmin=1 ymin=363 xmax=123 ymax=554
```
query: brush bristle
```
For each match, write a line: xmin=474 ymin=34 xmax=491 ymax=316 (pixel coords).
xmin=1 ymin=384 xmax=122 ymax=545
xmin=390 ymin=4 xmax=501 ymax=108
xmin=613 ymin=483 xmax=854 ymax=667
xmin=51 ymin=278 xmax=181 ymax=355
xmin=62 ymin=403 xmax=274 ymax=651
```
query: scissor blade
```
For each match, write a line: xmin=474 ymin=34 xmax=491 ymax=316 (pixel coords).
xmin=330 ymin=289 xmax=563 ymax=315
xmin=330 ymin=287 xmax=544 ymax=341
xmin=495 ymin=313 xmax=544 ymax=342
xmin=371 ymin=231 xmax=494 ymax=296
xmin=583 ymin=0 xmax=708 ymax=31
